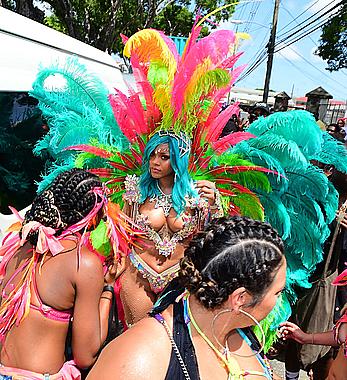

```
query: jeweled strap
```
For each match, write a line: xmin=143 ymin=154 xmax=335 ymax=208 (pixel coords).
xmin=154 ymin=313 xmax=191 ymax=380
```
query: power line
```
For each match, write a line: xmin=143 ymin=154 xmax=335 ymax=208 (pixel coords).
xmin=278 ymin=52 xmax=343 ymax=96
xmin=236 ymin=1 xmax=346 ymax=90
xmin=281 ymin=4 xmax=318 ymax=47
xmin=236 ymin=15 xmax=334 ymax=83
xmin=274 ymin=16 xmax=335 ymax=53
xmin=276 ymin=1 xmax=343 ymax=43
xmin=277 ymin=0 xmax=320 ymax=34
xmin=286 ymin=46 xmax=344 ymax=88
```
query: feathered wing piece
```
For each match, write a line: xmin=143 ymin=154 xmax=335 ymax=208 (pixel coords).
xmin=98 ymin=26 xmax=270 ymax=218
xmin=233 ymin=110 xmax=347 ymax=350
xmin=30 ymin=57 xmax=128 ymax=192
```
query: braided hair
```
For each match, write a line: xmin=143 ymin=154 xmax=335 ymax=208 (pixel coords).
xmin=23 ymin=168 xmax=102 ymax=245
xmin=179 ymin=216 xmax=284 ymax=309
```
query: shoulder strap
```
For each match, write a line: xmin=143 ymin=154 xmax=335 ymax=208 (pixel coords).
xmin=153 ymin=313 xmax=191 ymax=380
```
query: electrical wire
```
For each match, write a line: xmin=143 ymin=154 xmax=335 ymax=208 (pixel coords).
xmin=235 ymin=0 xmax=345 ymax=84
xmin=276 ymin=0 xmax=343 ymax=43
xmin=277 ymin=0 xmax=320 ymax=34
xmin=278 ymin=52 xmax=344 ymax=97
xmin=281 ymin=4 xmax=318 ymax=47
xmin=282 ymin=46 xmax=344 ymax=91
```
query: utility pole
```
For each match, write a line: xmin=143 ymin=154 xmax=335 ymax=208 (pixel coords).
xmin=262 ymin=0 xmax=280 ymax=103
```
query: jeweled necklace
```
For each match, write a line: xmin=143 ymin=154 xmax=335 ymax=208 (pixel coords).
xmin=153 ymin=182 xmax=173 ymax=217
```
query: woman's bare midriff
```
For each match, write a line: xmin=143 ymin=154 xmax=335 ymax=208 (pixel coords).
xmin=133 ymin=238 xmax=189 ymax=273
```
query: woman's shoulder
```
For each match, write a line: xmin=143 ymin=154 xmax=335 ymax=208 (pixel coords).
xmin=87 ymin=316 xmax=172 ymax=380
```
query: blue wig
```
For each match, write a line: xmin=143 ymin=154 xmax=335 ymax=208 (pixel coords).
xmin=139 ymin=132 xmax=197 ymax=215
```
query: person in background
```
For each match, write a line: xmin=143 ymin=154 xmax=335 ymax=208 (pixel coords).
xmin=220 ymin=113 xmax=240 ymax=137
xmin=0 ymin=168 xmax=117 ymax=380
xmin=248 ymin=103 xmax=270 ymax=124
xmin=87 ymin=216 xmax=286 ymax=380
xmin=337 ymin=119 xmax=346 ymax=141
xmin=326 ymin=124 xmax=345 ymax=142
xmin=280 ymin=298 xmax=347 ymax=380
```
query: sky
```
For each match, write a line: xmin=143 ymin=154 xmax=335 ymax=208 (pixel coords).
xmin=218 ymin=0 xmax=346 ymax=101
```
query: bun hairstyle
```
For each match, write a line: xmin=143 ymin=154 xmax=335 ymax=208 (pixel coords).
xmin=23 ymin=168 xmax=102 ymax=245
xmin=179 ymin=216 xmax=284 ymax=309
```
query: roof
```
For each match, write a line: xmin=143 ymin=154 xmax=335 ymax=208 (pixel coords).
xmin=305 ymin=86 xmax=333 ymax=99
xmin=275 ymin=91 xmax=291 ymax=99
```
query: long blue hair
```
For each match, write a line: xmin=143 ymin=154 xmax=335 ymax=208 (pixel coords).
xmin=139 ymin=132 xmax=197 ymax=215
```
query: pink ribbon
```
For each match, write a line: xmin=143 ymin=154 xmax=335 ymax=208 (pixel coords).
xmin=20 ymin=221 xmax=64 ymax=255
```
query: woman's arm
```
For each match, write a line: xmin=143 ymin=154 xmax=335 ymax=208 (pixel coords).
xmin=71 ymin=248 xmax=116 ymax=368
xmin=279 ymin=321 xmax=338 ymax=346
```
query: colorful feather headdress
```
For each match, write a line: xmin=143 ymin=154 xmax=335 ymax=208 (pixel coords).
xmin=57 ymin=26 xmax=272 ymax=221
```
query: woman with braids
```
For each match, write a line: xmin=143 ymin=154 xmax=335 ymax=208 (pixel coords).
xmin=0 ymin=169 xmax=117 ymax=380
xmin=88 ymin=216 xmax=286 ymax=380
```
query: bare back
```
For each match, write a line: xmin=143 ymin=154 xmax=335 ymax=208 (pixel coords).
xmin=0 ymin=237 xmax=103 ymax=373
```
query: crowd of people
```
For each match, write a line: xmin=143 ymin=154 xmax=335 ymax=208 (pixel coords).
xmin=0 ymin=24 xmax=347 ymax=380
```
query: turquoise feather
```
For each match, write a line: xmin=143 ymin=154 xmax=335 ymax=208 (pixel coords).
xmin=30 ymin=57 xmax=129 ymax=190
xmin=312 ymin=133 xmax=347 ymax=173
xmin=233 ymin=110 xmax=347 ymax=351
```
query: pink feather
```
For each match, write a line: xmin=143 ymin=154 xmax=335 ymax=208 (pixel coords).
xmin=171 ymin=30 xmax=236 ymax=118
xmin=109 ymin=90 xmax=148 ymax=141
xmin=212 ymin=132 xmax=256 ymax=153
xmin=205 ymin=103 xmax=240 ymax=143
xmin=181 ymin=23 xmax=202 ymax=61
xmin=120 ymin=33 xmax=129 ymax=44
xmin=220 ymin=52 xmax=243 ymax=69
xmin=157 ymin=30 xmax=180 ymax=64
xmin=65 ymin=145 xmax=113 ymax=158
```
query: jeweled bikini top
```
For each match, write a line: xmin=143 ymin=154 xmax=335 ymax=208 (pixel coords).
xmin=124 ymin=175 xmax=208 ymax=257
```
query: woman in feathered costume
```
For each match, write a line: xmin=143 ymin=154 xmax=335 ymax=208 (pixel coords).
xmin=30 ymin=26 xmax=272 ymax=326
xmin=29 ymin=20 xmax=347 ymax=344
xmin=116 ymin=130 xmax=222 ymax=324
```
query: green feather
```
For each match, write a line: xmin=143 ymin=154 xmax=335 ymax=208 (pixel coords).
xmin=90 ymin=220 xmax=111 ymax=256
xmin=148 ymin=61 xmax=169 ymax=87
xmin=255 ymin=293 xmax=291 ymax=353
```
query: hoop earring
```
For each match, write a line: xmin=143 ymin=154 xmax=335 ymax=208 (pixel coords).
xmin=211 ymin=309 xmax=233 ymax=352
xmin=227 ymin=308 xmax=265 ymax=357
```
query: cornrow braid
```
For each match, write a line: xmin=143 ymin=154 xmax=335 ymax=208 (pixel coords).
xmin=23 ymin=169 xmax=102 ymax=245
xmin=179 ymin=216 xmax=284 ymax=309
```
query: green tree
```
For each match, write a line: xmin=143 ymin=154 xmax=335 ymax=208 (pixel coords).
xmin=1 ymin=0 xmax=45 ymax=22
xmin=2 ymin=0 xmax=236 ymax=54
xmin=316 ymin=3 xmax=347 ymax=71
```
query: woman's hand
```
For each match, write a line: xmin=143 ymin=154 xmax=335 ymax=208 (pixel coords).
xmin=196 ymin=180 xmax=216 ymax=206
xmin=104 ymin=255 xmax=118 ymax=287
xmin=339 ymin=212 xmax=347 ymax=229
xmin=279 ymin=321 xmax=310 ymax=344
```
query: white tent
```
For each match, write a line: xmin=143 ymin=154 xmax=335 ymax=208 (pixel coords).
xmin=0 ymin=7 xmax=126 ymax=92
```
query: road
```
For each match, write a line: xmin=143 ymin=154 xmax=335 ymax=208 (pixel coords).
xmin=271 ymin=359 xmax=309 ymax=379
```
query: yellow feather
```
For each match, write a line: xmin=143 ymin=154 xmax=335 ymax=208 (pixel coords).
xmin=124 ymin=30 xmax=177 ymax=81
xmin=153 ymin=85 xmax=171 ymax=114
xmin=183 ymin=58 xmax=212 ymax=108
